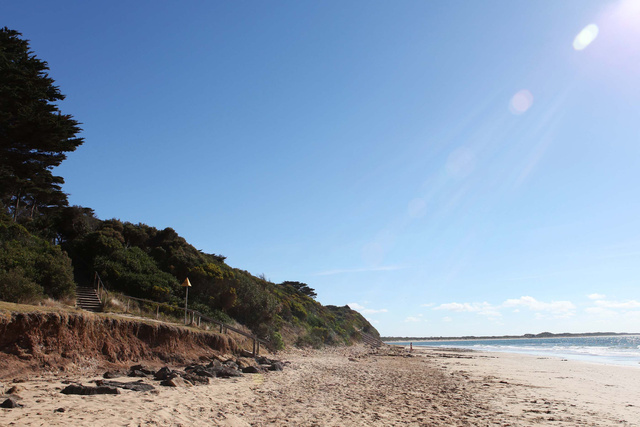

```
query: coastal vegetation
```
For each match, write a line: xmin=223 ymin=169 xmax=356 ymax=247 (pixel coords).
xmin=0 ymin=27 xmax=378 ymax=348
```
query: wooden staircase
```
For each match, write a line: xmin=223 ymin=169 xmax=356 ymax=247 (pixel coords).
xmin=360 ymin=330 xmax=384 ymax=348
xmin=76 ymin=286 xmax=103 ymax=312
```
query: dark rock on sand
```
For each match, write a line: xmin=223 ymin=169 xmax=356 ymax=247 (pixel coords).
xmin=180 ymin=372 xmax=210 ymax=385
xmin=1 ymin=397 xmax=23 ymax=408
xmin=207 ymin=359 xmax=222 ymax=368
xmin=61 ymin=384 xmax=120 ymax=395
xmin=130 ymin=364 xmax=154 ymax=374
xmin=6 ymin=385 xmax=20 ymax=394
xmin=242 ymin=365 xmax=263 ymax=374
xmin=96 ymin=380 xmax=155 ymax=392
xmin=255 ymin=356 xmax=271 ymax=365
xmin=184 ymin=364 xmax=215 ymax=378
xmin=236 ymin=358 xmax=254 ymax=370
xmin=160 ymin=377 xmax=190 ymax=387
xmin=224 ymin=361 xmax=239 ymax=370
xmin=103 ymin=370 xmax=125 ymax=379
xmin=128 ymin=365 xmax=154 ymax=377
xmin=214 ymin=366 xmax=243 ymax=378
xmin=154 ymin=367 xmax=177 ymax=381
xmin=269 ymin=361 xmax=284 ymax=371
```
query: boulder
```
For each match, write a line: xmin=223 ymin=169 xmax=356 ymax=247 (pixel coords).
xmin=6 ymin=385 xmax=20 ymax=394
xmin=241 ymin=366 xmax=263 ymax=374
xmin=224 ymin=361 xmax=239 ymax=370
xmin=214 ymin=366 xmax=243 ymax=378
xmin=103 ymin=370 xmax=124 ymax=379
xmin=1 ymin=397 xmax=23 ymax=408
xmin=160 ymin=377 xmax=191 ymax=387
xmin=180 ymin=372 xmax=210 ymax=385
xmin=255 ymin=356 xmax=271 ymax=365
xmin=96 ymin=380 xmax=155 ymax=392
xmin=154 ymin=367 xmax=176 ymax=381
xmin=269 ymin=361 xmax=284 ymax=371
xmin=185 ymin=364 xmax=215 ymax=377
xmin=206 ymin=359 xmax=222 ymax=368
xmin=129 ymin=364 xmax=154 ymax=375
xmin=236 ymin=358 xmax=254 ymax=369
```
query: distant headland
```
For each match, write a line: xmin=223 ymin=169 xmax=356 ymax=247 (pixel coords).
xmin=382 ymin=331 xmax=640 ymax=342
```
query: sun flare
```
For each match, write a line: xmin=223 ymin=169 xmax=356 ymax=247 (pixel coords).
xmin=573 ymin=24 xmax=599 ymax=51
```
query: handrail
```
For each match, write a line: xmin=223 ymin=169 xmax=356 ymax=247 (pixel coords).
xmin=358 ymin=328 xmax=384 ymax=347
xmin=93 ymin=271 xmax=109 ymax=306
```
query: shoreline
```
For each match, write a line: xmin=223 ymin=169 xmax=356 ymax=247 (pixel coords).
xmin=386 ymin=337 xmax=640 ymax=368
xmin=385 ymin=332 xmax=640 ymax=343
xmin=1 ymin=345 xmax=638 ymax=425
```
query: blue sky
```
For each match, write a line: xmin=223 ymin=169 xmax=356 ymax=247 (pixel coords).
xmin=4 ymin=0 xmax=640 ymax=336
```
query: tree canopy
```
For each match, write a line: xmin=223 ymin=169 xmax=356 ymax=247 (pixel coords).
xmin=0 ymin=27 xmax=83 ymax=221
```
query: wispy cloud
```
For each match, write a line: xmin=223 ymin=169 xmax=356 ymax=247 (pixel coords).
xmin=587 ymin=293 xmax=606 ymax=300
xmin=315 ymin=265 xmax=405 ymax=276
xmin=347 ymin=303 xmax=388 ymax=315
xmin=502 ymin=296 xmax=575 ymax=317
xmin=433 ymin=296 xmax=575 ymax=319
xmin=594 ymin=299 xmax=640 ymax=309
xmin=434 ymin=302 xmax=501 ymax=318
xmin=404 ymin=316 xmax=423 ymax=323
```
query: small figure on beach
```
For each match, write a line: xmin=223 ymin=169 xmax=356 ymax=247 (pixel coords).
xmin=410 ymin=342 xmax=413 ymax=352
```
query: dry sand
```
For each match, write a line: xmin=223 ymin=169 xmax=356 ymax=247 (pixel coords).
xmin=1 ymin=345 xmax=639 ymax=426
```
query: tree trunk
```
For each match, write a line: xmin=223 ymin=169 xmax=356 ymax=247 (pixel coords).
xmin=30 ymin=198 xmax=37 ymax=219
xmin=13 ymin=191 xmax=20 ymax=222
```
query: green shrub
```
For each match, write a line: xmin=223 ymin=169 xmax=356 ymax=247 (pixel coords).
xmin=0 ymin=220 xmax=75 ymax=300
xmin=271 ymin=331 xmax=285 ymax=351
xmin=0 ymin=267 xmax=44 ymax=303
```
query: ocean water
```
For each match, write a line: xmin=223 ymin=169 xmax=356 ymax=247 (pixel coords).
xmin=386 ymin=335 xmax=640 ymax=367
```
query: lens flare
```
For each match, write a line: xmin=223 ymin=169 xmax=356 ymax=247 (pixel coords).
xmin=573 ymin=24 xmax=599 ymax=51
xmin=408 ymin=198 xmax=427 ymax=218
xmin=445 ymin=147 xmax=475 ymax=178
xmin=509 ymin=89 xmax=534 ymax=115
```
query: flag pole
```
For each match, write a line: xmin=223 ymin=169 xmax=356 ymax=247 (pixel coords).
xmin=181 ymin=278 xmax=192 ymax=325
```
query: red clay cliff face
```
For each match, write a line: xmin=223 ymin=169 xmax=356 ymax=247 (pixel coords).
xmin=0 ymin=311 xmax=239 ymax=378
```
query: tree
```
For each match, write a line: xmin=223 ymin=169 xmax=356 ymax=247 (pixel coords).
xmin=0 ymin=214 xmax=75 ymax=301
xmin=0 ymin=28 xmax=83 ymax=221
xmin=280 ymin=281 xmax=317 ymax=299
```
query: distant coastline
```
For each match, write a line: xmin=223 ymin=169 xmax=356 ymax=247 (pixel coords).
xmin=382 ymin=331 xmax=640 ymax=342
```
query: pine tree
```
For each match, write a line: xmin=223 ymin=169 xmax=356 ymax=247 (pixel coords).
xmin=0 ymin=27 xmax=84 ymax=221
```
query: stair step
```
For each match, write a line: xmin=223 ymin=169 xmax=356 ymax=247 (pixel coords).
xmin=76 ymin=286 xmax=103 ymax=313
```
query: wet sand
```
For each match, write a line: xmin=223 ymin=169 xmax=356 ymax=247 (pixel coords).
xmin=1 ymin=345 xmax=639 ymax=426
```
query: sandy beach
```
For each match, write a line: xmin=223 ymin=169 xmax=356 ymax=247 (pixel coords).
xmin=1 ymin=345 xmax=639 ymax=426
